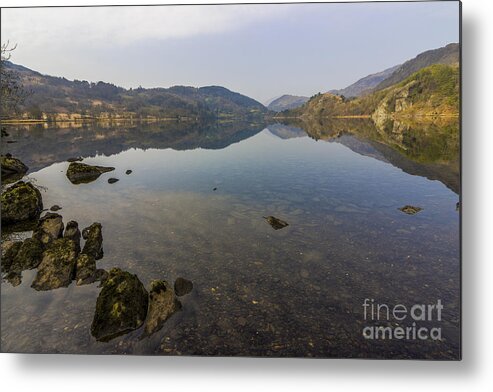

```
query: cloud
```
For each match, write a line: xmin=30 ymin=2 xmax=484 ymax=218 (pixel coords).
xmin=1 ymin=4 xmax=284 ymax=48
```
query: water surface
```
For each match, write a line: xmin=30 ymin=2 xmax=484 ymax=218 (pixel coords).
xmin=1 ymin=120 xmax=460 ymax=358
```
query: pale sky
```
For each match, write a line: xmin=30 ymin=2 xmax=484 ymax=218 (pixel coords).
xmin=1 ymin=1 xmax=460 ymax=103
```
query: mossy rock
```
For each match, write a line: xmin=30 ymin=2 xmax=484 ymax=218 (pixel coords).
xmin=1 ymin=181 xmax=43 ymax=225
xmin=81 ymin=222 xmax=103 ymax=260
xmin=31 ymin=238 xmax=78 ymax=291
xmin=64 ymin=220 xmax=81 ymax=254
xmin=12 ymin=237 xmax=44 ymax=271
xmin=1 ymin=241 xmax=22 ymax=273
xmin=33 ymin=212 xmax=64 ymax=246
xmin=75 ymin=253 xmax=97 ymax=286
xmin=91 ymin=268 xmax=148 ymax=342
xmin=1 ymin=155 xmax=28 ymax=181
xmin=66 ymin=162 xmax=115 ymax=184
xmin=144 ymin=279 xmax=181 ymax=336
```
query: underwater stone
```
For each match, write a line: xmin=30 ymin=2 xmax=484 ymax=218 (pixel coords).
xmin=398 ymin=205 xmax=423 ymax=215
xmin=174 ymin=277 xmax=193 ymax=297
xmin=263 ymin=215 xmax=289 ymax=230
xmin=144 ymin=279 xmax=181 ymax=336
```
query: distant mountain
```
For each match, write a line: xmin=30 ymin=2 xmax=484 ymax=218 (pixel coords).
xmin=267 ymin=95 xmax=309 ymax=112
xmin=375 ymin=43 xmax=459 ymax=91
xmin=329 ymin=65 xmax=400 ymax=98
xmin=3 ymin=62 xmax=268 ymax=121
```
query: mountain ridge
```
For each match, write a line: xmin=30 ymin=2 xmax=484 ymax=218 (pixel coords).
xmin=328 ymin=64 xmax=400 ymax=98
xmin=267 ymin=94 xmax=309 ymax=112
xmin=2 ymin=61 xmax=268 ymax=121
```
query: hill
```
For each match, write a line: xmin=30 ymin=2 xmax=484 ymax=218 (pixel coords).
xmin=329 ymin=65 xmax=400 ymax=98
xmin=267 ymin=95 xmax=309 ymax=112
xmin=374 ymin=43 xmax=459 ymax=91
xmin=285 ymin=63 xmax=459 ymax=120
xmin=2 ymin=62 xmax=268 ymax=121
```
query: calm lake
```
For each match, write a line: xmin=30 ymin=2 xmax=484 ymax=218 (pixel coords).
xmin=1 ymin=119 xmax=460 ymax=358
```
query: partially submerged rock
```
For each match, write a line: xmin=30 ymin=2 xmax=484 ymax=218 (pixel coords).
xmin=174 ymin=277 xmax=193 ymax=297
xmin=263 ymin=215 xmax=289 ymax=230
xmin=11 ymin=237 xmax=44 ymax=271
xmin=64 ymin=220 xmax=81 ymax=254
xmin=81 ymin=222 xmax=103 ymax=260
xmin=1 ymin=155 xmax=28 ymax=181
xmin=50 ymin=205 xmax=62 ymax=211
xmin=398 ymin=205 xmax=423 ymax=215
xmin=144 ymin=280 xmax=181 ymax=336
xmin=75 ymin=253 xmax=97 ymax=286
xmin=125 ymin=170 xmax=132 ymax=175
xmin=31 ymin=238 xmax=78 ymax=291
xmin=4 ymin=271 xmax=22 ymax=287
xmin=107 ymin=178 xmax=119 ymax=184
xmin=1 ymin=241 xmax=22 ymax=273
xmin=91 ymin=268 xmax=148 ymax=342
xmin=33 ymin=212 xmax=64 ymax=246
xmin=1 ymin=181 xmax=43 ymax=225
xmin=66 ymin=162 xmax=114 ymax=184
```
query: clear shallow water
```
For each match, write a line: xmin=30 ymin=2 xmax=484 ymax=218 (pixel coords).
xmin=1 ymin=122 xmax=460 ymax=358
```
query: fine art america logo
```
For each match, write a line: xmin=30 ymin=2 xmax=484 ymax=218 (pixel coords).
xmin=362 ymin=298 xmax=443 ymax=341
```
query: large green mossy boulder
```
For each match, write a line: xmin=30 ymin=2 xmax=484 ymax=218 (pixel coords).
xmin=66 ymin=162 xmax=114 ymax=184
xmin=91 ymin=268 xmax=148 ymax=342
xmin=1 ymin=181 xmax=43 ymax=225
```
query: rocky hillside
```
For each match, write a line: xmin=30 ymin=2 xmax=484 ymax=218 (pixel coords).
xmin=374 ymin=43 xmax=459 ymax=91
xmin=327 ymin=43 xmax=458 ymax=98
xmin=329 ymin=65 xmax=400 ymax=98
xmin=287 ymin=63 xmax=459 ymax=120
xmin=3 ymin=62 xmax=268 ymax=121
xmin=267 ymin=95 xmax=309 ymax=112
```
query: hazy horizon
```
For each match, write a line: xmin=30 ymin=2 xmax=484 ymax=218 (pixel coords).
xmin=1 ymin=2 xmax=459 ymax=103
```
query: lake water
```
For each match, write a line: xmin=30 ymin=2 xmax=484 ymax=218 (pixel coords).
xmin=1 ymin=119 xmax=460 ymax=358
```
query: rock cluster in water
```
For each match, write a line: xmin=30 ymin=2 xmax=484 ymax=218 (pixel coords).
xmin=2 ymin=167 xmax=192 ymax=342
